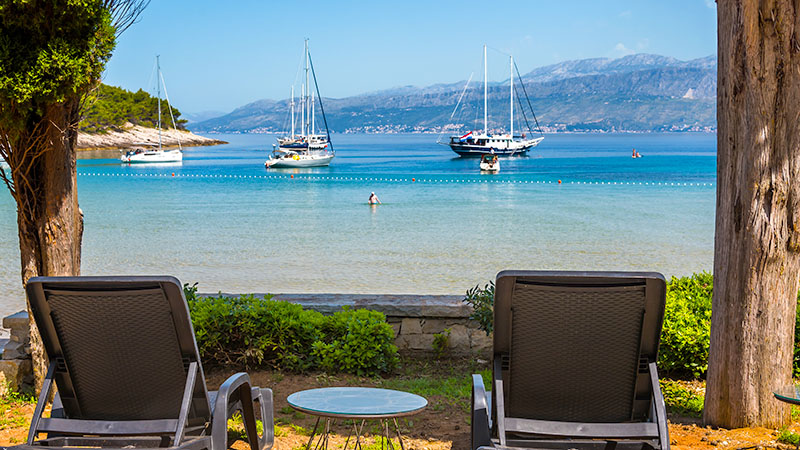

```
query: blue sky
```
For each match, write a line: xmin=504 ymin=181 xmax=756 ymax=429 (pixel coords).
xmin=102 ymin=0 xmax=717 ymax=114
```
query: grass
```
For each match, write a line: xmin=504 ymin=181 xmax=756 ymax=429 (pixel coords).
xmin=0 ymin=385 xmax=35 ymax=432
xmin=659 ymin=379 xmax=705 ymax=418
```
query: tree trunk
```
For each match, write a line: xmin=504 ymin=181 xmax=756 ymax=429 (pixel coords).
xmin=704 ymin=0 xmax=800 ymax=428
xmin=12 ymin=99 xmax=83 ymax=391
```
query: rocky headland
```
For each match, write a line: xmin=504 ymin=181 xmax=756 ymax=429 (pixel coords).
xmin=77 ymin=124 xmax=226 ymax=151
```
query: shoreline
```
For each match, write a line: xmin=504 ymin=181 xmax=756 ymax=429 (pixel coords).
xmin=78 ymin=125 xmax=227 ymax=151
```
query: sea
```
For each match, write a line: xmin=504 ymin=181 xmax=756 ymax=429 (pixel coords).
xmin=0 ymin=132 xmax=716 ymax=318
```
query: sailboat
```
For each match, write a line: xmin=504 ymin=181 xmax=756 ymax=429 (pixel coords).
xmin=121 ymin=56 xmax=183 ymax=164
xmin=266 ymin=39 xmax=334 ymax=168
xmin=441 ymin=45 xmax=544 ymax=157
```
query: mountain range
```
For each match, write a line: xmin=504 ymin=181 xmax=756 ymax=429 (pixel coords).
xmin=190 ymin=53 xmax=717 ymax=134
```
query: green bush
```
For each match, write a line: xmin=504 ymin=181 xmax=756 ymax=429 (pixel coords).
xmin=185 ymin=285 xmax=397 ymax=376
xmin=313 ymin=307 xmax=398 ymax=376
xmin=658 ymin=272 xmax=713 ymax=378
xmin=463 ymin=282 xmax=494 ymax=335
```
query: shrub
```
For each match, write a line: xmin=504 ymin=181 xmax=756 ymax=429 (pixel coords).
xmin=658 ymin=272 xmax=713 ymax=378
xmin=463 ymin=282 xmax=494 ymax=335
xmin=185 ymin=286 xmax=398 ymax=376
xmin=189 ymin=293 xmax=324 ymax=371
xmin=432 ymin=328 xmax=451 ymax=359
xmin=313 ymin=307 xmax=398 ymax=376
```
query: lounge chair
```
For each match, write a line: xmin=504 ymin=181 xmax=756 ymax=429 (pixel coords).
xmin=471 ymin=271 xmax=669 ymax=450
xmin=13 ymin=276 xmax=274 ymax=450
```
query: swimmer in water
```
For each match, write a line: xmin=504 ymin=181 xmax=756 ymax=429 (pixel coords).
xmin=368 ymin=192 xmax=381 ymax=205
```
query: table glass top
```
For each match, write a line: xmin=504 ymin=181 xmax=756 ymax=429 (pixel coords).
xmin=287 ymin=387 xmax=428 ymax=417
xmin=774 ymin=385 xmax=800 ymax=404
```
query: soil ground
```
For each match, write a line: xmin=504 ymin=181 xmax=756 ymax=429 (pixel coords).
xmin=1 ymin=357 xmax=798 ymax=450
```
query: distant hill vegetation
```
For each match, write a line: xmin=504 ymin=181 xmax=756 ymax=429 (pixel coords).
xmin=191 ymin=53 xmax=717 ymax=134
xmin=80 ymin=84 xmax=187 ymax=134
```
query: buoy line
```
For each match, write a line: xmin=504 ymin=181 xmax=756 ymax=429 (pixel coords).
xmin=76 ymin=172 xmax=715 ymax=187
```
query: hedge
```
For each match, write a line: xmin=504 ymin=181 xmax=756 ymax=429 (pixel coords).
xmin=184 ymin=284 xmax=398 ymax=376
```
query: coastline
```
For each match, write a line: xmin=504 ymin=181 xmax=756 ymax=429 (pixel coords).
xmin=77 ymin=125 xmax=227 ymax=151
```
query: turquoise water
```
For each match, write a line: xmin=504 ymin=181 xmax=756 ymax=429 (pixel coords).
xmin=0 ymin=133 xmax=716 ymax=317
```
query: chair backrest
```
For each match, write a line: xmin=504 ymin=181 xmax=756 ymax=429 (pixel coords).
xmin=493 ymin=271 xmax=666 ymax=424
xmin=26 ymin=276 xmax=211 ymax=424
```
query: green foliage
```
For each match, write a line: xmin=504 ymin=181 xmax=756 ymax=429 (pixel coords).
xmin=463 ymin=282 xmax=494 ymax=335
xmin=432 ymin=328 xmax=451 ymax=359
xmin=80 ymin=83 xmax=187 ymax=133
xmin=312 ymin=307 xmax=399 ymax=376
xmin=777 ymin=428 xmax=800 ymax=446
xmin=0 ymin=1 xmax=116 ymax=130
xmin=187 ymin=291 xmax=398 ymax=376
xmin=659 ymin=379 xmax=704 ymax=418
xmin=658 ymin=272 xmax=713 ymax=378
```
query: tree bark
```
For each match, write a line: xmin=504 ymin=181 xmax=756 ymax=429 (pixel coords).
xmin=704 ymin=0 xmax=800 ymax=428
xmin=10 ymin=99 xmax=83 ymax=390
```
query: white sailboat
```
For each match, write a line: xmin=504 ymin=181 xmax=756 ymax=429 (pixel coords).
xmin=440 ymin=45 xmax=544 ymax=157
xmin=121 ymin=55 xmax=183 ymax=164
xmin=267 ymin=39 xmax=334 ymax=169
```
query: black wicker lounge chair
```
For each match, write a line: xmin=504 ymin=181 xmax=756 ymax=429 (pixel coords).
xmin=14 ymin=276 xmax=274 ymax=450
xmin=471 ymin=271 xmax=669 ymax=450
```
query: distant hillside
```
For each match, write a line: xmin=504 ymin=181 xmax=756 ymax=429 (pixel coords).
xmin=80 ymin=84 xmax=187 ymax=133
xmin=191 ymin=53 xmax=717 ymax=134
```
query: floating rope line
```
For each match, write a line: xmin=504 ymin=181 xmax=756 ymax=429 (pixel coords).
xmin=76 ymin=172 xmax=715 ymax=187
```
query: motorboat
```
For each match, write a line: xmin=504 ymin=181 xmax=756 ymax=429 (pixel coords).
xmin=479 ymin=154 xmax=500 ymax=173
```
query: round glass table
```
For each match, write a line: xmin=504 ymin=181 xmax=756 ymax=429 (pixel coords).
xmin=287 ymin=387 xmax=428 ymax=450
xmin=774 ymin=385 xmax=800 ymax=405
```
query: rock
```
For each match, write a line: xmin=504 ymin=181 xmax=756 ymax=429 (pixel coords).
xmin=2 ymin=340 xmax=26 ymax=360
xmin=77 ymin=125 xmax=226 ymax=151
xmin=403 ymin=334 xmax=434 ymax=351
xmin=448 ymin=325 xmax=470 ymax=349
xmin=0 ymin=359 xmax=32 ymax=395
xmin=3 ymin=311 xmax=28 ymax=330
xmin=421 ymin=319 xmax=451 ymax=334
xmin=401 ymin=318 xmax=423 ymax=335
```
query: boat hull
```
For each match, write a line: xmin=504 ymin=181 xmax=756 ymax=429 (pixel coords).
xmin=265 ymin=154 xmax=334 ymax=168
xmin=121 ymin=150 xmax=183 ymax=163
xmin=448 ymin=136 xmax=544 ymax=157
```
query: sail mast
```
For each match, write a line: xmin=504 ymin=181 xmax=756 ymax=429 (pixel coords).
xmin=311 ymin=85 xmax=315 ymax=136
xmin=291 ymin=86 xmax=295 ymax=138
xmin=510 ymin=54 xmax=514 ymax=138
xmin=305 ymin=38 xmax=310 ymax=137
xmin=483 ymin=45 xmax=488 ymax=135
xmin=301 ymin=84 xmax=305 ymax=138
xmin=156 ymin=55 xmax=162 ymax=150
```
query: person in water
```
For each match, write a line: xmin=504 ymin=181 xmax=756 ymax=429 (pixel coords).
xmin=368 ymin=192 xmax=381 ymax=205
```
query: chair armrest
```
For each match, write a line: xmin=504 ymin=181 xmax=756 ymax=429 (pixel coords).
xmin=472 ymin=374 xmax=493 ymax=450
xmin=211 ymin=373 xmax=259 ymax=450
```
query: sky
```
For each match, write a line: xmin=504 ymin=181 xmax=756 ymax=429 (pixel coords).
xmin=102 ymin=0 xmax=718 ymax=115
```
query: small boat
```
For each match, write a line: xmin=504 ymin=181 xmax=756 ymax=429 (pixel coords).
xmin=265 ymin=148 xmax=334 ymax=168
xmin=121 ymin=143 xmax=182 ymax=163
xmin=440 ymin=45 xmax=544 ymax=157
xmin=268 ymin=39 xmax=333 ymax=168
xmin=479 ymin=154 xmax=500 ymax=173
xmin=121 ymin=56 xmax=183 ymax=164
